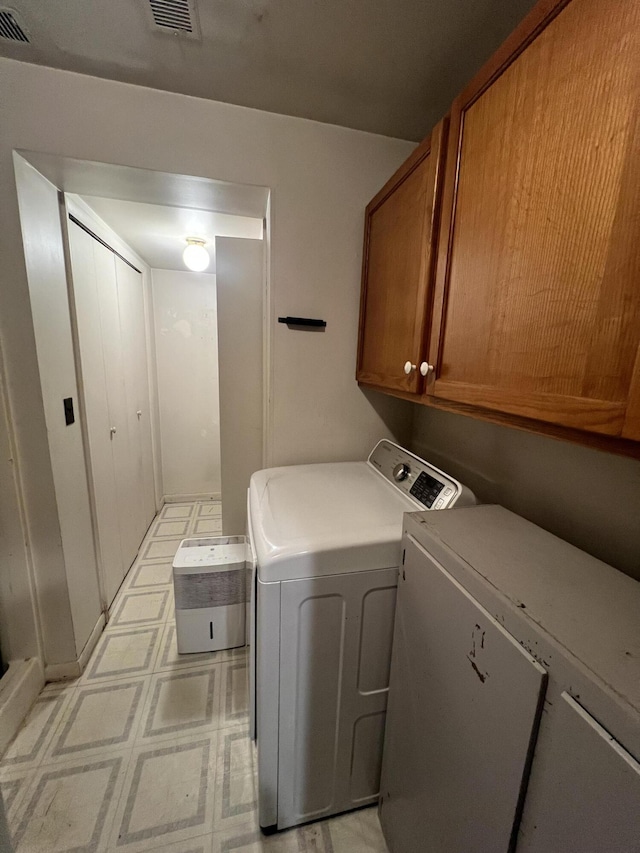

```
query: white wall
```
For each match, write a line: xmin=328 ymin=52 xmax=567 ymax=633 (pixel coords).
xmin=411 ymin=406 xmax=640 ymax=582
xmin=13 ymin=157 xmax=102 ymax=663
xmin=151 ymin=269 xmax=221 ymax=499
xmin=0 ymin=59 xmax=414 ymax=466
xmin=0 ymin=347 xmax=40 ymax=664
xmin=0 ymin=58 xmax=413 ymax=668
xmin=216 ymin=238 xmax=264 ymax=534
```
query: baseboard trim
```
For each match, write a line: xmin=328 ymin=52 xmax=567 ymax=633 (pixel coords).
xmin=0 ymin=658 xmax=44 ymax=754
xmin=44 ymin=612 xmax=106 ymax=684
xmin=44 ymin=660 xmax=81 ymax=682
xmin=163 ymin=493 xmax=221 ymax=503
xmin=78 ymin=612 xmax=106 ymax=673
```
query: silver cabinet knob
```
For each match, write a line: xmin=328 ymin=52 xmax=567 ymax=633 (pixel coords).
xmin=110 ymin=426 xmax=117 ymax=436
xmin=404 ymin=361 xmax=417 ymax=375
xmin=136 ymin=410 xmax=142 ymax=419
xmin=420 ymin=362 xmax=434 ymax=377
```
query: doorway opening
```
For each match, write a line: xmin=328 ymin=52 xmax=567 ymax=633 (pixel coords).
xmin=14 ymin=150 xmax=270 ymax=663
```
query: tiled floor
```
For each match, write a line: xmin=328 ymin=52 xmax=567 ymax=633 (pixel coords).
xmin=0 ymin=501 xmax=388 ymax=853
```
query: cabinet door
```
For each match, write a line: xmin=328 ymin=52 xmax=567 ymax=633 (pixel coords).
xmin=520 ymin=693 xmax=640 ymax=853
xmin=429 ymin=0 xmax=640 ymax=437
xmin=356 ymin=120 xmax=447 ymax=394
xmin=380 ymin=536 xmax=547 ymax=853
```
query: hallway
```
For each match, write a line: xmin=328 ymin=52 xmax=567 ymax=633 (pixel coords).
xmin=0 ymin=501 xmax=388 ymax=852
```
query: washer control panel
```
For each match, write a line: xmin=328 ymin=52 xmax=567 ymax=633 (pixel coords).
xmin=368 ymin=440 xmax=463 ymax=509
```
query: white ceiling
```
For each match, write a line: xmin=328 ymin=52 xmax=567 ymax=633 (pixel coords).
xmin=79 ymin=195 xmax=263 ymax=271
xmin=2 ymin=0 xmax=539 ymax=141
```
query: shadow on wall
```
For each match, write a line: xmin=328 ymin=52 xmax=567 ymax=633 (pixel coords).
xmin=359 ymin=387 xmax=415 ymax=451
xmin=410 ymin=405 xmax=640 ymax=582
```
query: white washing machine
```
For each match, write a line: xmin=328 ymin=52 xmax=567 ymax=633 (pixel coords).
xmin=247 ymin=440 xmax=475 ymax=831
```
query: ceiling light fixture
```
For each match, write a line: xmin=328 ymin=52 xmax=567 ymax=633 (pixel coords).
xmin=183 ymin=238 xmax=209 ymax=272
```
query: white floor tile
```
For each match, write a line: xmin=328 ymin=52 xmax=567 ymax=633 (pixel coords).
xmin=357 ymin=806 xmax=389 ymax=851
xmin=43 ymin=675 xmax=150 ymax=764
xmin=196 ymin=503 xmax=223 ymax=519
xmin=152 ymin=518 xmax=191 ymax=539
xmin=212 ymin=726 xmax=257 ymax=833
xmin=154 ymin=622 xmax=230 ymax=673
xmin=192 ymin=518 xmax=224 ymax=536
xmin=0 ymin=766 xmax=35 ymax=823
xmin=1 ymin=688 xmax=74 ymax=771
xmin=210 ymin=821 xmax=300 ymax=852
xmin=165 ymin=586 xmax=176 ymax=620
xmin=0 ymin=499 xmax=387 ymax=853
xmin=136 ymin=665 xmax=222 ymax=746
xmin=10 ymin=748 xmax=130 ymax=852
xmin=135 ymin=833 xmax=213 ymax=853
xmin=109 ymin=731 xmax=218 ymax=852
xmin=301 ymin=809 xmax=386 ymax=853
xmin=82 ymin=625 xmax=162 ymax=683
xmin=125 ymin=560 xmax=174 ymax=591
xmin=160 ymin=504 xmax=196 ymax=520
xmin=220 ymin=659 xmax=249 ymax=729
xmin=110 ymin=590 xmax=171 ymax=628
xmin=141 ymin=538 xmax=183 ymax=562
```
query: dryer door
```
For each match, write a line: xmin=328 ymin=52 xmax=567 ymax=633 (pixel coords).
xmin=277 ymin=566 xmax=398 ymax=829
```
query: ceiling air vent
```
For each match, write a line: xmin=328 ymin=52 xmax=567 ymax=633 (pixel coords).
xmin=0 ymin=8 xmax=30 ymax=43
xmin=148 ymin=0 xmax=200 ymax=38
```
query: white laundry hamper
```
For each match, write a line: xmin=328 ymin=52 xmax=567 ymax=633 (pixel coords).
xmin=172 ymin=536 xmax=247 ymax=653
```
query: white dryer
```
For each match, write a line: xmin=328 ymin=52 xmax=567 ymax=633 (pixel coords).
xmin=248 ymin=440 xmax=475 ymax=831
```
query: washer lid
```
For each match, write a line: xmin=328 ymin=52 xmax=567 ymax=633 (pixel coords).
xmin=249 ymin=460 xmax=418 ymax=582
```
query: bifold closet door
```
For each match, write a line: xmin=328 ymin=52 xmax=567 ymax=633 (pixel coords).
xmin=93 ymin=242 xmax=140 ymax=578
xmin=114 ymin=258 xmax=156 ymax=544
xmin=67 ymin=223 xmax=125 ymax=605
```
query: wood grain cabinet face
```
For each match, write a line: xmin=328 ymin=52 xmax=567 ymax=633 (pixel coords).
xmin=356 ymin=121 xmax=447 ymax=395
xmin=429 ymin=0 xmax=640 ymax=438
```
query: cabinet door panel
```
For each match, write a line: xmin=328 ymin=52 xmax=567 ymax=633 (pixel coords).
xmin=380 ymin=536 xmax=547 ymax=853
xmin=429 ymin=0 xmax=640 ymax=436
xmin=520 ymin=692 xmax=640 ymax=853
xmin=357 ymin=121 xmax=447 ymax=394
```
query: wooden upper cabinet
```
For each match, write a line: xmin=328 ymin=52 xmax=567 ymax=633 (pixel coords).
xmin=357 ymin=120 xmax=448 ymax=394
xmin=429 ymin=0 xmax=640 ymax=438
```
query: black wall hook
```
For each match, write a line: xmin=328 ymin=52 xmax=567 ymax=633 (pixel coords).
xmin=278 ymin=316 xmax=327 ymax=329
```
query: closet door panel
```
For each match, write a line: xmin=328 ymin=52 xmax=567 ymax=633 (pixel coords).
xmin=136 ymin=279 xmax=157 ymax=527
xmin=67 ymin=224 xmax=124 ymax=605
xmin=114 ymin=258 xmax=154 ymax=545
xmin=93 ymin=241 xmax=139 ymax=578
xmin=130 ymin=273 xmax=156 ymax=528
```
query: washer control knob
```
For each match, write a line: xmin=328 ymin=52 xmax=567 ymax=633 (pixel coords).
xmin=393 ymin=462 xmax=411 ymax=482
